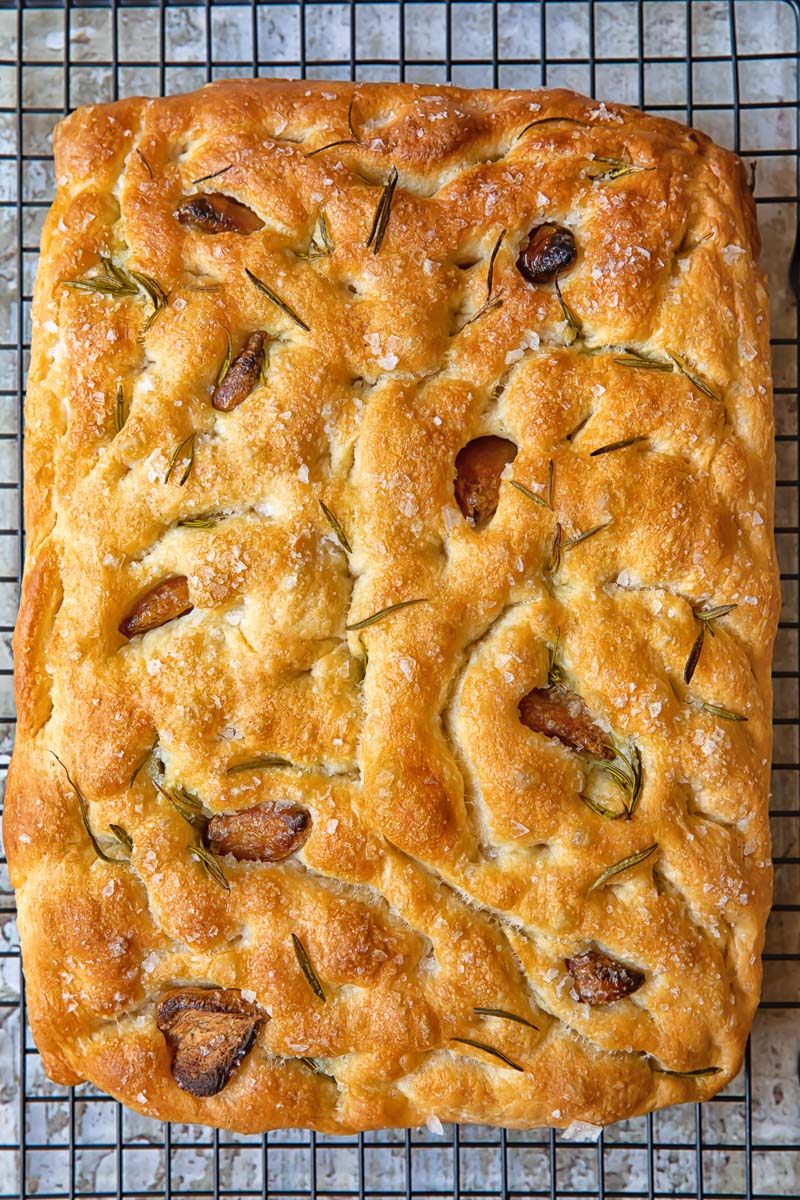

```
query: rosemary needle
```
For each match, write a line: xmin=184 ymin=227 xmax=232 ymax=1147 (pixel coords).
xmin=451 ymin=1037 xmax=524 ymax=1072
xmin=346 ymin=597 xmax=428 ymax=631
xmin=588 ymin=843 xmax=658 ymax=893
xmin=292 ymin=933 xmax=326 ymax=1001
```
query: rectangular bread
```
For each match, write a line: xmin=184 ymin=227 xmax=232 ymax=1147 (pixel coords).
xmin=6 ymin=79 xmax=778 ymax=1133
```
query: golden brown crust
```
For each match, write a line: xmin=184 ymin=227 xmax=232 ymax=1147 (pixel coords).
xmin=7 ymin=79 xmax=777 ymax=1133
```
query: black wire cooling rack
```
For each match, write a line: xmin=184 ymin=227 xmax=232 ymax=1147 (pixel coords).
xmin=1 ymin=1 xmax=799 ymax=1197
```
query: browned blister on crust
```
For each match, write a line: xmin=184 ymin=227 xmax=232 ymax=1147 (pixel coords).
xmin=519 ymin=685 xmax=613 ymax=759
xmin=206 ymin=801 xmax=311 ymax=862
xmin=212 ymin=333 xmax=266 ymax=411
xmin=566 ymin=950 xmax=645 ymax=1006
xmin=155 ymin=987 xmax=265 ymax=1096
xmin=119 ymin=577 xmax=193 ymax=638
xmin=455 ymin=436 xmax=517 ymax=527
xmin=174 ymin=192 xmax=264 ymax=234
xmin=7 ymin=78 xmax=777 ymax=1136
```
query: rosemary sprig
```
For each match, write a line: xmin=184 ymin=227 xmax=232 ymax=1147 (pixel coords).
xmin=225 ymin=754 xmax=292 ymax=774
xmin=109 ymin=824 xmax=134 ymax=853
xmin=460 ymin=295 xmax=504 ymax=330
xmin=128 ymin=269 xmax=169 ymax=332
xmin=319 ymin=500 xmax=352 ymax=552
xmin=246 ymin=268 xmax=310 ymax=332
xmin=652 ymin=1064 xmax=722 ymax=1078
xmin=546 ymin=627 xmax=562 ymax=687
xmin=578 ymin=791 xmax=627 ymax=820
xmin=366 ymin=165 xmax=399 ymax=255
xmin=305 ymin=139 xmax=359 ymax=158
xmin=589 ymin=157 xmax=653 ymax=183
xmin=566 ymin=414 xmax=591 ymax=442
xmin=64 ymin=256 xmax=138 ymax=299
xmin=543 ymin=522 xmax=562 ymax=577
xmin=622 ymin=745 xmax=644 ymax=817
xmin=50 ymin=751 xmax=128 ymax=864
xmin=183 ymin=279 xmax=222 ymax=293
xmin=292 ymin=933 xmax=326 ymax=1001
xmin=216 ymin=329 xmax=233 ymax=387
xmin=562 ymin=521 xmax=611 ymax=551
xmin=164 ymin=432 xmax=195 ymax=486
xmin=346 ymin=597 xmax=428 ymax=631
xmin=178 ymin=513 xmax=224 ymax=529
xmin=136 ymin=149 xmax=153 ymax=178
xmin=700 ymin=701 xmax=747 ymax=722
xmin=115 ymin=384 xmax=126 ymax=433
xmin=697 ymin=603 xmax=738 ymax=625
xmin=613 ymin=348 xmax=671 ymax=372
xmin=486 ymin=229 xmax=506 ymax=298
xmin=684 ymin=604 xmax=737 ymax=684
xmin=154 ymin=779 xmax=208 ymax=831
xmin=554 ymin=276 xmax=581 ymax=343
xmin=474 ymin=1007 xmax=538 ymax=1030
xmin=189 ymin=843 xmax=230 ymax=891
xmin=587 ymin=842 xmax=658 ymax=893
xmin=586 ymin=744 xmax=643 ymax=818
xmin=296 ymin=213 xmax=334 ymax=259
xmin=590 ymin=436 xmax=648 ymax=457
xmin=317 ymin=212 xmax=333 ymax=254
xmin=192 ymin=165 xmax=233 ymax=185
xmin=668 ymin=351 xmax=721 ymax=402
xmin=684 ymin=625 xmax=705 ymax=685
xmin=451 ymin=1037 xmax=524 ymax=1072
xmin=510 ymin=479 xmax=550 ymax=510
xmin=130 ymin=743 xmax=156 ymax=787
xmin=510 ymin=460 xmax=553 ymax=511
xmin=515 ymin=116 xmax=590 ymax=142
xmin=298 ymin=1056 xmax=335 ymax=1081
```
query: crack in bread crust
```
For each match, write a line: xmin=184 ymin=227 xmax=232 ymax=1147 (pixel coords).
xmin=6 ymin=78 xmax=777 ymax=1133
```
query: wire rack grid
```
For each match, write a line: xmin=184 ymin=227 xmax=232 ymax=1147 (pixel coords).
xmin=0 ymin=1 xmax=798 ymax=1198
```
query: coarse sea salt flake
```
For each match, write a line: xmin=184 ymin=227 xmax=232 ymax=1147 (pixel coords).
xmin=426 ymin=1115 xmax=444 ymax=1136
xmin=240 ymin=988 xmax=257 ymax=1003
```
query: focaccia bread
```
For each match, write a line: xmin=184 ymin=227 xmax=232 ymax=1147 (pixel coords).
xmin=5 ymin=79 xmax=778 ymax=1133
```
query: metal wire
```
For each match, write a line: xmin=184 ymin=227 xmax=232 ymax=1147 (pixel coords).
xmin=2 ymin=2 xmax=800 ymax=1198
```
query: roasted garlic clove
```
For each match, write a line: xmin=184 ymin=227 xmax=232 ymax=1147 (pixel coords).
xmin=206 ymin=801 xmax=311 ymax=862
xmin=516 ymin=224 xmax=577 ymax=285
xmin=519 ymin=684 xmax=612 ymax=758
xmin=174 ymin=193 xmax=264 ymax=235
xmin=119 ymin=577 xmax=193 ymax=639
xmin=565 ymin=949 xmax=645 ymax=1006
xmin=212 ymin=332 xmax=266 ymax=412
xmin=155 ymin=987 xmax=265 ymax=1096
xmin=455 ymin=436 xmax=517 ymax=528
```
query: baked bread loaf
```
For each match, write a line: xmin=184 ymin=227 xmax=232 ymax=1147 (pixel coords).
xmin=6 ymin=79 xmax=778 ymax=1133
